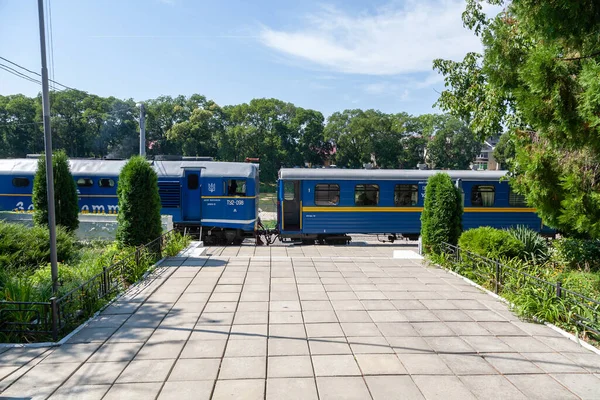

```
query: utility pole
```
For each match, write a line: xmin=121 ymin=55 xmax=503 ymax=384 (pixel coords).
xmin=37 ymin=0 xmax=59 ymax=295
xmin=139 ymin=102 xmax=146 ymax=157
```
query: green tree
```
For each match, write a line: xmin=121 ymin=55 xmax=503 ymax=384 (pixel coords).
xmin=433 ymin=0 xmax=600 ymax=238
xmin=493 ymin=133 xmax=516 ymax=170
xmin=0 ymin=94 xmax=43 ymax=157
xmin=116 ymin=156 xmax=162 ymax=247
xmin=426 ymin=116 xmax=481 ymax=169
xmin=32 ymin=151 xmax=80 ymax=232
xmin=420 ymin=173 xmax=463 ymax=254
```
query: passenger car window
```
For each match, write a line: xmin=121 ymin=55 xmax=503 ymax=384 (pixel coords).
xmin=187 ymin=173 xmax=199 ymax=190
xmin=224 ymin=179 xmax=246 ymax=196
xmin=98 ymin=178 xmax=115 ymax=188
xmin=77 ymin=178 xmax=94 ymax=187
xmin=471 ymin=185 xmax=495 ymax=207
xmin=509 ymin=189 xmax=527 ymax=207
xmin=12 ymin=177 xmax=30 ymax=187
xmin=315 ymin=184 xmax=340 ymax=206
xmin=394 ymin=184 xmax=418 ymax=206
xmin=284 ymin=181 xmax=295 ymax=200
xmin=355 ymin=184 xmax=379 ymax=206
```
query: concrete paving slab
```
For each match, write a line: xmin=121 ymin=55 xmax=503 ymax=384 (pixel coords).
xmin=218 ymin=356 xmax=266 ymax=379
xmin=103 ymin=382 xmax=163 ymax=400
xmin=168 ymin=358 xmax=221 ymax=381
xmin=266 ymin=377 xmax=318 ymax=400
xmin=117 ymin=359 xmax=175 ymax=383
xmin=158 ymin=380 xmax=214 ymax=400
xmin=212 ymin=378 xmax=264 ymax=400
xmin=267 ymin=355 xmax=314 ymax=378
xmin=365 ymin=375 xmax=425 ymax=400
xmin=459 ymin=375 xmax=528 ymax=400
xmin=506 ymin=374 xmax=580 ymax=400
xmin=49 ymin=384 xmax=111 ymax=400
xmin=316 ymin=376 xmax=372 ymax=400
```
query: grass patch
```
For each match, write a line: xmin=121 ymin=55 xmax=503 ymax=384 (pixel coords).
xmin=261 ymin=220 xmax=277 ymax=230
xmin=259 ymin=193 xmax=277 ymax=213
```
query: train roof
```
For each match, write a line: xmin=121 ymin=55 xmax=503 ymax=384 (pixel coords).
xmin=279 ymin=168 xmax=507 ymax=181
xmin=0 ymin=159 xmax=258 ymax=179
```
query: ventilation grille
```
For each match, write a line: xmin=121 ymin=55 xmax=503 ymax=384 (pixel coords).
xmin=158 ymin=181 xmax=180 ymax=208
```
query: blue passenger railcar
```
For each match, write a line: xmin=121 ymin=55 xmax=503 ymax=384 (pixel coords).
xmin=277 ymin=168 xmax=548 ymax=243
xmin=0 ymin=158 xmax=259 ymax=244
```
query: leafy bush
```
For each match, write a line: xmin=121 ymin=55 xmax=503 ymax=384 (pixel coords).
xmin=32 ymin=150 xmax=80 ymax=232
xmin=507 ymin=226 xmax=549 ymax=263
xmin=553 ymin=238 xmax=600 ymax=272
xmin=458 ymin=227 xmax=525 ymax=260
xmin=116 ymin=156 xmax=162 ymax=247
xmin=163 ymin=232 xmax=191 ymax=257
xmin=0 ymin=221 xmax=77 ymax=271
xmin=421 ymin=173 xmax=463 ymax=254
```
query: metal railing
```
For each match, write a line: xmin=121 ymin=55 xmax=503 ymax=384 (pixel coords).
xmin=0 ymin=231 xmax=172 ymax=343
xmin=440 ymin=242 xmax=600 ymax=338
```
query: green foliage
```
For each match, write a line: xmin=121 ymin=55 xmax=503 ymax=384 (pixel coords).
xmin=0 ymin=221 xmax=77 ymax=271
xmin=553 ymin=238 xmax=600 ymax=272
xmin=458 ymin=227 xmax=525 ymax=260
xmin=425 ymin=116 xmax=482 ymax=169
xmin=434 ymin=1 xmax=600 ymax=238
xmin=116 ymin=156 xmax=162 ymax=247
xmin=420 ymin=173 xmax=463 ymax=254
xmin=507 ymin=226 xmax=549 ymax=263
xmin=32 ymin=151 xmax=80 ymax=232
xmin=493 ymin=133 xmax=516 ymax=170
xmin=163 ymin=232 xmax=191 ymax=257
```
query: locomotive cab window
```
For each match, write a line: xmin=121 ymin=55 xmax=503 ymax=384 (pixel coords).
xmin=471 ymin=185 xmax=495 ymax=207
xmin=509 ymin=189 xmax=527 ymax=207
xmin=77 ymin=178 xmax=94 ymax=187
xmin=315 ymin=184 xmax=340 ymax=206
xmin=224 ymin=179 xmax=246 ymax=196
xmin=187 ymin=173 xmax=199 ymax=190
xmin=12 ymin=177 xmax=30 ymax=187
xmin=394 ymin=184 xmax=418 ymax=206
xmin=98 ymin=178 xmax=115 ymax=188
xmin=355 ymin=184 xmax=379 ymax=206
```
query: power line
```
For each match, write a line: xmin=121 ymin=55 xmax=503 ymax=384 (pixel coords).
xmin=0 ymin=63 xmax=42 ymax=85
xmin=0 ymin=56 xmax=74 ymax=90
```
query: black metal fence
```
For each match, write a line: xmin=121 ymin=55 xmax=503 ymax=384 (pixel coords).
xmin=0 ymin=231 xmax=172 ymax=343
xmin=440 ymin=242 xmax=600 ymax=338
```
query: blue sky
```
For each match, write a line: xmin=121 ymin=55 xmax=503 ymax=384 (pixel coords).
xmin=0 ymin=0 xmax=486 ymax=117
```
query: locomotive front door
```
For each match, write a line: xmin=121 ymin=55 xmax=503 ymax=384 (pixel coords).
xmin=282 ymin=180 xmax=300 ymax=231
xmin=182 ymin=169 xmax=201 ymax=222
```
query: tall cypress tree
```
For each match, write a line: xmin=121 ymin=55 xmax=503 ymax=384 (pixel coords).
xmin=420 ymin=173 xmax=463 ymax=254
xmin=116 ymin=156 xmax=162 ymax=247
xmin=32 ymin=151 xmax=80 ymax=232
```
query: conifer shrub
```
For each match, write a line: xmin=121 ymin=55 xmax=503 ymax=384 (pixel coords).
xmin=116 ymin=156 xmax=162 ymax=247
xmin=0 ymin=221 xmax=76 ymax=271
xmin=32 ymin=151 xmax=80 ymax=232
xmin=459 ymin=227 xmax=525 ymax=260
xmin=420 ymin=173 xmax=463 ymax=254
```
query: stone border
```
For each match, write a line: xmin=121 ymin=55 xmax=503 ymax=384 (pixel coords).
xmin=434 ymin=261 xmax=600 ymax=357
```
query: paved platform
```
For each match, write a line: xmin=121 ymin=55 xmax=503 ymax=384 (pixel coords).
xmin=2 ymin=242 xmax=600 ymax=399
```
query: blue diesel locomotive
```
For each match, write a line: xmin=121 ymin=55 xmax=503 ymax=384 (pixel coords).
xmin=277 ymin=168 xmax=548 ymax=244
xmin=0 ymin=158 xmax=260 ymax=244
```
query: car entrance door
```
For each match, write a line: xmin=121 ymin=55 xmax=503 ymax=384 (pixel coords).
xmin=182 ymin=169 xmax=201 ymax=222
xmin=282 ymin=180 xmax=300 ymax=231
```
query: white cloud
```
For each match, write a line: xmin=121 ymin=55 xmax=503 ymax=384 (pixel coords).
xmin=259 ymin=0 xmax=483 ymax=75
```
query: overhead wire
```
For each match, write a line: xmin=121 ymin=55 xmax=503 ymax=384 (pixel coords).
xmin=0 ymin=63 xmax=42 ymax=85
xmin=0 ymin=56 xmax=75 ymax=91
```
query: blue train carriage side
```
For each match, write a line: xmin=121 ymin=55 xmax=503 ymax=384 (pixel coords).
xmin=277 ymin=168 xmax=550 ymax=244
xmin=0 ymin=158 xmax=260 ymax=245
